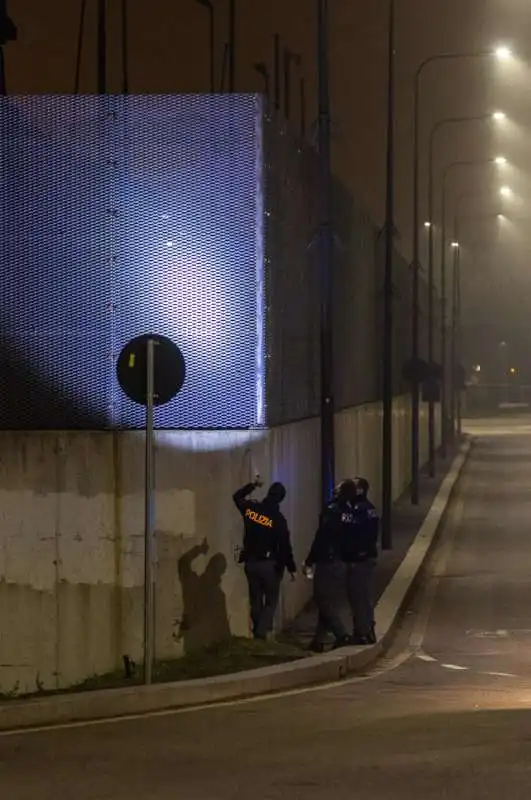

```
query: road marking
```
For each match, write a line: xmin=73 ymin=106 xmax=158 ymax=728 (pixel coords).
xmin=416 ymin=653 xmax=437 ymax=663
xmin=482 ymin=671 xmax=517 ymax=678
xmin=0 ymin=647 xmax=416 ymax=739
xmin=441 ymin=663 xmax=469 ymax=671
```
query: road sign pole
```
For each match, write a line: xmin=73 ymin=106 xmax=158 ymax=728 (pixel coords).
xmin=144 ymin=337 xmax=155 ymax=685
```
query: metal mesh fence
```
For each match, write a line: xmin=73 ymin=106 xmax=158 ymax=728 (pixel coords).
xmin=0 ymin=94 xmax=264 ymax=429
xmin=263 ymin=121 xmax=432 ymax=425
xmin=0 ymin=96 xmax=432 ymax=431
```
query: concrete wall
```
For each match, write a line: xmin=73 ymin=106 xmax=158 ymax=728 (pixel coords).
xmin=0 ymin=395 xmax=436 ymax=695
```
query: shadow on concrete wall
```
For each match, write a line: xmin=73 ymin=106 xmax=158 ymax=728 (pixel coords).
xmin=176 ymin=539 xmax=231 ymax=653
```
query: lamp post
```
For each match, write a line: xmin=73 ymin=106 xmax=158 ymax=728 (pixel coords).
xmin=121 ymin=0 xmax=129 ymax=93
xmin=74 ymin=0 xmax=87 ymax=93
xmin=450 ymin=203 xmax=504 ymax=437
xmin=274 ymin=33 xmax=281 ymax=112
xmin=440 ymin=156 xmax=505 ymax=456
xmin=381 ymin=0 xmax=395 ymax=551
xmin=409 ymin=45 xmax=511 ymax=504
xmin=196 ymin=0 xmax=215 ymax=93
xmin=426 ymin=111 xmax=503 ymax=475
xmin=317 ymin=0 xmax=335 ymax=506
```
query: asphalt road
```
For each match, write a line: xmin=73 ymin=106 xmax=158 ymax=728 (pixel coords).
xmin=5 ymin=424 xmax=531 ymax=799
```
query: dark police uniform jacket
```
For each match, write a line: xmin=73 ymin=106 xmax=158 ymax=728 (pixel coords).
xmin=341 ymin=499 xmax=379 ymax=563
xmin=233 ymin=483 xmax=297 ymax=573
xmin=305 ymin=499 xmax=379 ymax=566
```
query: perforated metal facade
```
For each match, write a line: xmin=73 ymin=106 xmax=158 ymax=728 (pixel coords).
xmin=0 ymin=95 xmax=431 ymax=431
xmin=0 ymin=94 xmax=265 ymax=429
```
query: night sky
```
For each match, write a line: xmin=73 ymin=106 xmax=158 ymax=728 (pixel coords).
xmin=6 ymin=0 xmax=531 ymax=337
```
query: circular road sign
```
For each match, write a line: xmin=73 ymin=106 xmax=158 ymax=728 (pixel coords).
xmin=117 ymin=334 xmax=186 ymax=406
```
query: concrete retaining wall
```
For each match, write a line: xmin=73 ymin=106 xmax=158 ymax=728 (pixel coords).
xmin=0 ymin=395 xmax=437 ymax=695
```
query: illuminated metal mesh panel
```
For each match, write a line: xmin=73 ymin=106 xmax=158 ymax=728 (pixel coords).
xmin=0 ymin=96 xmax=113 ymax=428
xmin=112 ymin=95 xmax=264 ymax=429
xmin=0 ymin=95 xmax=265 ymax=429
xmin=263 ymin=118 xmax=320 ymax=426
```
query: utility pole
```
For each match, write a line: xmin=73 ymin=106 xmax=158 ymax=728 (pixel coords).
xmin=381 ymin=0 xmax=395 ymax=550
xmin=317 ymin=0 xmax=335 ymax=506
xmin=0 ymin=0 xmax=17 ymax=95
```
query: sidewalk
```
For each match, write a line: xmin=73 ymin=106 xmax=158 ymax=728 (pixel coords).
xmin=0 ymin=441 xmax=470 ymax=732
xmin=286 ymin=444 xmax=463 ymax=647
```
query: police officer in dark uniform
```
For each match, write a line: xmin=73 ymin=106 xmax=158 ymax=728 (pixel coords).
xmin=303 ymin=480 xmax=357 ymax=653
xmin=233 ymin=477 xmax=296 ymax=640
xmin=343 ymin=477 xmax=379 ymax=645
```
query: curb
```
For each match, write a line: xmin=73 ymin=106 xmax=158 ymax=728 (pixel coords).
xmin=0 ymin=439 xmax=472 ymax=732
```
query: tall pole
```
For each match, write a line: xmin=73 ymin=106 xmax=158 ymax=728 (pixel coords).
xmin=144 ymin=338 xmax=155 ymax=685
xmin=456 ymin=244 xmax=462 ymax=437
xmin=228 ymin=0 xmax=235 ymax=92
xmin=0 ymin=0 xmax=16 ymax=95
xmin=427 ymin=129 xmax=436 ymax=477
xmin=410 ymin=65 xmax=421 ymax=504
xmin=381 ymin=0 xmax=395 ymax=551
xmin=450 ymin=213 xmax=459 ymax=444
xmin=440 ymin=172 xmax=448 ymax=458
xmin=74 ymin=0 xmax=87 ymax=93
xmin=274 ymin=33 xmax=281 ymax=112
xmin=317 ymin=0 xmax=335 ymax=506
xmin=97 ymin=0 xmax=107 ymax=94
xmin=121 ymin=0 xmax=129 ymax=94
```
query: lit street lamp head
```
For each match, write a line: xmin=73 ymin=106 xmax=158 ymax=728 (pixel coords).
xmin=495 ymin=46 xmax=512 ymax=60
xmin=424 ymin=221 xmax=431 ymax=228
xmin=495 ymin=156 xmax=507 ymax=165
xmin=500 ymin=186 xmax=512 ymax=197
xmin=451 ymin=241 xmax=459 ymax=248
xmin=493 ymin=111 xmax=506 ymax=121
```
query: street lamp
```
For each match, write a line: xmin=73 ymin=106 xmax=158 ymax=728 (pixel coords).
xmin=425 ymin=110 xmax=504 ymax=478
xmin=440 ymin=157 xmax=504 ymax=457
xmin=409 ymin=45 xmax=511 ymax=504
xmin=316 ymin=0 xmax=335 ymax=506
xmin=381 ymin=0 xmax=395 ymax=551
xmin=495 ymin=46 xmax=512 ymax=59
xmin=500 ymin=185 xmax=513 ymax=197
xmin=450 ymin=199 xmax=504 ymax=439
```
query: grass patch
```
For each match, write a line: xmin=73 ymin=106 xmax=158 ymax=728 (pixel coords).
xmin=0 ymin=637 xmax=309 ymax=702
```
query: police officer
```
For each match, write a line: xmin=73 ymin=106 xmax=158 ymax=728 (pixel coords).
xmin=303 ymin=480 xmax=357 ymax=653
xmin=233 ymin=477 xmax=296 ymax=640
xmin=343 ymin=477 xmax=379 ymax=645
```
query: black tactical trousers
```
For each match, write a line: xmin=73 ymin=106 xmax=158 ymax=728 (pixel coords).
xmin=346 ymin=560 xmax=375 ymax=637
xmin=312 ymin=561 xmax=348 ymax=644
xmin=245 ymin=560 xmax=282 ymax=639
